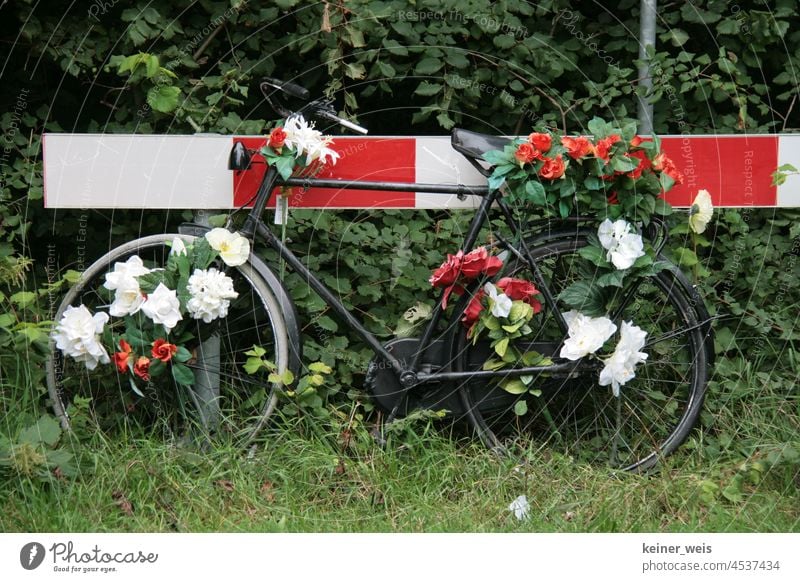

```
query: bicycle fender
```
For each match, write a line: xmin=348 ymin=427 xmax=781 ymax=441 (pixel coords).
xmin=179 ymin=223 xmax=303 ymax=374
xmin=245 ymin=253 xmax=303 ymax=375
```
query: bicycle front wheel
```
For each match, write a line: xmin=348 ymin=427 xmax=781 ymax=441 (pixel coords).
xmin=450 ymin=235 xmax=709 ymax=471
xmin=46 ymin=233 xmax=291 ymax=448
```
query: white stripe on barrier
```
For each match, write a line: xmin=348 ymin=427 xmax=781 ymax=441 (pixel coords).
xmin=777 ymin=135 xmax=800 ymax=207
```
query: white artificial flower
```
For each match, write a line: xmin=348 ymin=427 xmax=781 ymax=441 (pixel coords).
xmin=508 ymin=495 xmax=530 ymax=521
xmin=141 ymin=283 xmax=182 ymax=332
xmin=484 ymin=282 xmax=512 ymax=318
xmin=204 ymin=228 xmax=250 ymax=267
xmin=52 ymin=305 xmax=111 ymax=370
xmin=170 ymin=237 xmax=187 ymax=256
xmin=559 ymin=310 xmax=617 ymax=361
xmin=597 ymin=218 xmax=644 ymax=270
xmin=689 ymin=189 xmax=713 ymax=234
xmin=186 ymin=268 xmax=239 ymax=323
xmin=103 ymin=256 xmax=151 ymax=291
xmin=283 ymin=115 xmax=340 ymax=166
xmin=108 ymin=276 xmax=145 ymax=317
xmin=599 ymin=321 xmax=649 ymax=397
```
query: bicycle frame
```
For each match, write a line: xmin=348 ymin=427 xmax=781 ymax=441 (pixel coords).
xmin=236 ymin=162 xmax=590 ymax=391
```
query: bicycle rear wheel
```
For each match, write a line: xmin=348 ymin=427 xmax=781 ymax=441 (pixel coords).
xmin=46 ymin=233 xmax=291 ymax=448
xmin=450 ymin=235 xmax=709 ymax=471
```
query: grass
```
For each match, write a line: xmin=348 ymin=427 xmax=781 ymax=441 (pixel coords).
xmin=2 ymin=414 xmax=799 ymax=533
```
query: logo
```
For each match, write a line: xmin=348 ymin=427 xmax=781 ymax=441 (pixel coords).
xmin=20 ymin=542 xmax=46 ymax=570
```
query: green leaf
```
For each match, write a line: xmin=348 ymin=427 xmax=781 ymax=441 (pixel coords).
xmin=309 ymin=362 xmax=333 ymax=374
xmin=524 ymin=180 xmax=546 ymax=205
xmin=673 ymin=247 xmax=699 ymax=267
xmin=596 ymin=270 xmax=626 ymax=288
xmin=559 ymin=281 xmax=606 ymax=316
xmin=344 ymin=62 xmax=366 ymax=79
xmin=129 ymin=376 xmax=145 ymax=397
xmin=171 ymin=363 xmax=194 ymax=386
xmin=149 ymin=358 xmax=166 ymax=378
xmin=513 ymin=400 xmax=528 ymax=416
xmin=10 ymin=291 xmax=36 ymax=307
xmin=415 ymin=57 xmax=443 ymax=75
xmin=414 ymin=81 xmax=443 ymax=96
xmin=578 ymin=244 xmax=607 ymax=267
xmin=611 ymin=155 xmax=639 ymax=173
xmin=501 ymin=378 xmax=528 ymax=394
xmin=174 ymin=346 xmax=192 ymax=363
xmin=316 ymin=315 xmax=337 ymax=332
xmin=494 ymin=337 xmax=509 ymax=358
xmin=244 ymin=357 xmax=264 ymax=375
xmin=19 ymin=415 xmax=61 ymax=446
xmin=146 ymin=85 xmax=181 ymax=113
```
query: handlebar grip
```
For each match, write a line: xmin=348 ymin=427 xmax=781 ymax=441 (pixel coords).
xmin=262 ymin=77 xmax=309 ymax=100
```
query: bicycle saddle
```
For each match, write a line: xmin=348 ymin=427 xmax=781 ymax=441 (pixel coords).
xmin=450 ymin=128 xmax=511 ymax=161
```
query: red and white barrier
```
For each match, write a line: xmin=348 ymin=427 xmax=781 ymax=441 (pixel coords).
xmin=43 ymin=133 xmax=799 ymax=209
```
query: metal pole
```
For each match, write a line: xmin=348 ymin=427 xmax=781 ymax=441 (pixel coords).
xmin=638 ymin=0 xmax=657 ymax=134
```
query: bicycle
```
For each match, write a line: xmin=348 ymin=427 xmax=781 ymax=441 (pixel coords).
xmin=47 ymin=78 xmax=714 ymax=471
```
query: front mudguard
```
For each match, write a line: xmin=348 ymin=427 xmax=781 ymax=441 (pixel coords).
xmin=179 ymin=223 xmax=303 ymax=376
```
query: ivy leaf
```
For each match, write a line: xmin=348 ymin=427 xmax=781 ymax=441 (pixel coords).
xmin=414 ymin=81 xmax=443 ymax=96
xmin=146 ymin=85 xmax=181 ymax=113
xmin=415 ymin=57 xmax=443 ymax=75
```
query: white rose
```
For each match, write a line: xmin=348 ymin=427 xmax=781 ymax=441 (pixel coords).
xmin=103 ymin=256 xmax=151 ymax=291
xmin=205 ymin=228 xmax=250 ymax=267
xmin=52 ymin=305 xmax=111 ymax=370
xmin=559 ymin=310 xmax=617 ymax=361
xmin=609 ymin=232 xmax=645 ymax=270
xmin=689 ymin=189 xmax=713 ymax=234
xmin=141 ymin=283 xmax=182 ymax=332
xmin=186 ymin=268 xmax=239 ymax=323
xmin=170 ymin=237 xmax=187 ymax=256
xmin=109 ymin=276 xmax=145 ymax=317
xmin=599 ymin=320 xmax=648 ymax=396
xmin=484 ymin=282 xmax=512 ymax=318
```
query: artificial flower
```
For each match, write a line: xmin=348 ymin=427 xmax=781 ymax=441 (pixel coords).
xmin=496 ymin=277 xmax=542 ymax=313
xmin=103 ymin=256 xmax=151 ymax=291
xmin=598 ymin=321 xmax=648 ymax=396
xmin=626 ymin=150 xmax=651 ymax=180
xmin=151 ymin=338 xmax=178 ymax=363
xmin=283 ymin=115 xmax=340 ymax=166
xmin=508 ymin=495 xmax=530 ymax=521
xmin=133 ymin=356 xmax=151 ymax=382
xmin=268 ymin=126 xmax=287 ymax=150
xmin=594 ymin=134 xmax=621 ymax=162
xmin=559 ymin=310 xmax=617 ymax=361
xmin=170 ymin=237 xmax=187 ymax=256
xmin=113 ymin=339 xmax=133 ymax=373
xmin=561 ymin=136 xmax=593 ymax=159
xmin=528 ymin=132 xmax=552 ymax=152
xmin=141 ymin=283 xmax=182 ymax=332
xmin=186 ymin=267 xmax=239 ymax=323
xmin=689 ymin=189 xmax=714 ymax=234
xmin=484 ymin=283 xmax=512 ymax=318
xmin=460 ymin=246 xmax=503 ymax=278
xmin=430 ymin=250 xmax=463 ymax=289
xmin=514 ymin=142 xmax=540 ymax=165
xmin=52 ymin=305 xmax=111 ymax=370
xmin=538 ymin=155 xmax=566 ymax=180
xmin=597 ymin=219 xmax=645 ymax=270
xmin=108 ymin=276 xmax=145 ymax=317
xmin=205 ymin=228 xmax=250 ymax=267
xmin=461 ymin=289 xmax=485 ymax=330
xmin=653 ymin=152 xmax=684 ymax=183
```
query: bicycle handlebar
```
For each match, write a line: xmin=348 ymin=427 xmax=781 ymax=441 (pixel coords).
xmin=259 ymin=78 xmax=368 ymax=135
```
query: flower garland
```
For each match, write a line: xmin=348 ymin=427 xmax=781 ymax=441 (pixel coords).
xmin=52 ymin=229 xmax=250 ymax=394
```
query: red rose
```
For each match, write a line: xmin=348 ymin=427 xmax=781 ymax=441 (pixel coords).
xmin=461 ymin=290 xmax=485 ymax=330
xmin=528 ymin=132 xmax=552 ymax=152
xmin=653 ymin=153 xmax=684 ymax=184
xmin=514 ymin=142 xmax=541 ymax=164
xmin=607 ymin=191 xmax=619 ymax=205
xmin=113 ymin=339 xmax=132 ymax=374
xmin=594 ymin=134 xmax=621 ymax=162
xmin=561 ymin=136 xmax=593 ymax=160
xmin=538 ymin=155 xmax=566 ymax=180
xmin=133 ymin=356 xmax=151 ymax=382
xmin=268 ymin=127 xmax=287 ymax=150
xmin=626 ymin=150 xmax=652 ymax=179
xmin=461 ymin=246 xmax=503 ymax=278
xmin=430 ymin=251 xmax=463 ymax=289
xmin=496 ymin=277 xmax=542 ymax=313
xmin=151 ymin=338 xmax=178 ymax=363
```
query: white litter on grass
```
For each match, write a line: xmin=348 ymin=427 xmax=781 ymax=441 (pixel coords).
xmin=508 ymin=495 xmax=530 ymax=521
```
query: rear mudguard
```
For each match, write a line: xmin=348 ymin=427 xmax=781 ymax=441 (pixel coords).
xmin=179 ymin=223 xmax=303 ymax=375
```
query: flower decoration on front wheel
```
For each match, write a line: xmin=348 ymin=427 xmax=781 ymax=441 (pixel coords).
xmin=52 ymin=229 xmax=251 ymax=395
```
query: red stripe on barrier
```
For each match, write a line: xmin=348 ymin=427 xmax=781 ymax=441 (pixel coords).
xmin=661 ymin=135 xmax=777 ymax=207
xmin=232 ymin=137 xmax=416 ymax=208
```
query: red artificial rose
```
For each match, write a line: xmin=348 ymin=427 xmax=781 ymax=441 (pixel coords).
xmin=430 ymin=251 xmax=463 ymax=289
xmin=630 ymin=135 xmax=652 ymax=148
xmin=560 ymin=136 xmax=593 ymax=160
xmin=151 ymin=338 xmax=178 ymax=363
xmin=268 ymin=127 xmax=287 ymax=150
xmin=113 ymin=339 xmax=132 ymax=374
xmin=133 ymin=356 xmax=151 ymax=382
xmin=538 ymin=155 xmax=566 ymax=180
xmin=653 ymin=153 xmax=684 ymax=184
xmin=607 ymin=191 xmax=619 ymax=205
xmin=461 ymin=246 xmax=503 ymax=278
xmin=514 ymin=142 xmax=541 ymax=164
xmin=496 ymin=277 xmax=542 ymax=313
xmin=528 ymin=132 xmax=552 ymax=152
xmin=594 ymin=134 xmax=622 ymax=162
xmin=461 ymin=290 xmax=486 ymax=330
xmin=626 ymin=150 xmax=652 ymax=179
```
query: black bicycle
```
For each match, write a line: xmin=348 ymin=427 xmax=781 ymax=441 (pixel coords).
xmin=47 ymin=78 xmax=714 ymax=471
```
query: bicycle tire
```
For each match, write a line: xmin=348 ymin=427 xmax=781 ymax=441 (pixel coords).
xmin=46 ymin=233 xmax=291 ymax=448
xmin=449 ymin=235 xmax=709 ymax=471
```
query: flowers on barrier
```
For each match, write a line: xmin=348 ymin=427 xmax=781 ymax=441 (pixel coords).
xmin=262 ymin=114 xmax=340 ymax=180
xmin=52 ymin=230 xmax=249 ymax=394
